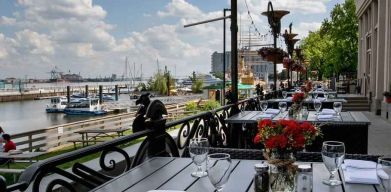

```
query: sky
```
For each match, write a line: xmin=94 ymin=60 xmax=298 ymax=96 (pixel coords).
xmin=0 ymin=0 xmax=344 ymax=79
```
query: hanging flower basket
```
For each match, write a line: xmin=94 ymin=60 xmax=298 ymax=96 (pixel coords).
xmin=258 ymin=47 xmax=288 ymax=63
xmin=283 ymin=57 xmax=294 ymax=69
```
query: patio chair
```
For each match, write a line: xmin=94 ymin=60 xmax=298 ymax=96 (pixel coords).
xmin=182 ymin=147 xmax=264 ymax=160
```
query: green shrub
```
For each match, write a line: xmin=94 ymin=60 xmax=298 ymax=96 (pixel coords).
xmin=202 ymin=100 xmax=220 ymax=111
xmin=185 ymin=102 xmax=198 ymax=112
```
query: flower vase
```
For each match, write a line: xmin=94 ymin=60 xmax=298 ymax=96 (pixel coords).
xmin=291 ymin=103 xmax=302 ymax=119
xmin=268 ymin=151 xmax=297 ymax=192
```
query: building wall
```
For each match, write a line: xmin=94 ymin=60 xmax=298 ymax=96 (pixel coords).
xmin=211 ymin=51 xmax=273 ymax=81
xmin=356 ymin=0 xmax=391 ymax=116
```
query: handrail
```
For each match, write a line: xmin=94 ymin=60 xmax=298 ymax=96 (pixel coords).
xmin=1 ymin=96 xmax=262 ymax=192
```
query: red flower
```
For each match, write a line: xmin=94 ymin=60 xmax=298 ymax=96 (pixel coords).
xmin=253 ymin=134 xmax=261 ymax=144
xmin=292 ymin=93 xmax=305 ymax=103
xmin=300 ymin=121 xmax=316 ymax=134
xmin=293 ymin=134 xmax=305 ymax=148
xmin=258 ymin=119 xmax=273 ymax=129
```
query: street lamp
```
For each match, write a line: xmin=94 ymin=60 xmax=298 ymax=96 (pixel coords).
xmin=261 ymin=1 xmax=289 ymax=93
xmin=282 ymin=25 xmax=299 ymax=89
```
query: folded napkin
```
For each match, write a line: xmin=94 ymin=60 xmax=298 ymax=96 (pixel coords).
xmin=320 ymin=109 xmax=336 ymax=115
xmin=265 ymin=109 xmax=280 ymax=114
xmin=256 ymin=113 xmax=274 ymax=119
xmin=316 ymin=97 xmax=326 ymax=102
xmin=285 ymin=97 xmax=292 ymax=101
xmin=342 ymin=159 xmax=379 ymax=184
xmin=317 ymin=114 xmax=334 ymax=120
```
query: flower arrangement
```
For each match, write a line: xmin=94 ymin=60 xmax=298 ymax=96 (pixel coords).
xmin=253 ymin=119 xmax=320 ymax=151
xmin=292 ymin=92 xmax=305 ymax=103
xmin=282 ymin=57 xmax=293 ymax=69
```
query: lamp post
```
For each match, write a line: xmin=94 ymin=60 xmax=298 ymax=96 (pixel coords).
xmin=223 ymin=8 xmax=230 ymax=105
xmin=262 ymin=1 xmax=289 ymax=94
xmin=294 ymin=47 xmax=303 ymax=84
xmin=282 ymin=24 xmax=299 ymax=89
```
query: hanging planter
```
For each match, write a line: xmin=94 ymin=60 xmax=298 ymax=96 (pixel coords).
xmin=258 ymin=47 xmax=288 ymax=63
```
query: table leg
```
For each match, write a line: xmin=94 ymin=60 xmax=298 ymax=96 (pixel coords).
xmin=85 ymin=133 xmax=89 ymax=146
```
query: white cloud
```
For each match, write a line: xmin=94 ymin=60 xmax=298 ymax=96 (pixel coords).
xmin=0 ymin=16 xmax=16 ymax=25
xmin=293 ymin=22 xmax=322 ymax=39
xmin=15 ymin=29 xmax=54 ymax=55
xmin=157 ymin=0 xmax=202 ymax=18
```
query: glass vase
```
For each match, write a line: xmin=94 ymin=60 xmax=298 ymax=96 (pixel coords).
xmin=268 ymin=151 xmax=296 ymax=192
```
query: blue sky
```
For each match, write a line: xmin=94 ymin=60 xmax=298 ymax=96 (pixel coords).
xmin=0 ymin=0 xmax=344 ymax=79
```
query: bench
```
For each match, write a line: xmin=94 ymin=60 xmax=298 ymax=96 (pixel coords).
xmin=0 ymin=168 xmax=24 ymax=182
xmin=68 ymin=139 xmax=106 ymax=149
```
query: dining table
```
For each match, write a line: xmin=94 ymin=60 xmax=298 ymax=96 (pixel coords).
xmin=91 ymin=157 xmax=382 ymax=192
xmin=225 ymin=111 xmax=371 ymax=154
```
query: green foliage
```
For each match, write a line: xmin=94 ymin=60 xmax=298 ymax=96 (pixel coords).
xmin=301 ymin=0 xmax=358 ymax=78
xmin=136 ymin=82 xmax=148 ymax=92
xmin=185 ymin=102 xmax=198 ymax=112
xmin=149 ymin=66 xmax=174 ymax=95
xmin=189 ymin=71 xmax=204 ymax=93
xmin=202 ymin=100 xmax=220 ymax=111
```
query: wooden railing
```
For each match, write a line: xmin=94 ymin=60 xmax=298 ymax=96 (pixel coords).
xmin=11 ymin=102 xmax=188 ymax=152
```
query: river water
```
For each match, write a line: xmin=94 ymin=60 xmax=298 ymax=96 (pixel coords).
xmin=0 ymin=94 xmax=131 ymax=135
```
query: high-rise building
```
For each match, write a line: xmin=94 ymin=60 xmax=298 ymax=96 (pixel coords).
xmin=210 ymin=51 xmax=273 ymax=81
xmin=356 ymin=0 xmax=391 ymax=118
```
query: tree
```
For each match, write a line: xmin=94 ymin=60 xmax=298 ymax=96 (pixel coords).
xmin=189 ymin=71 xmax=203 ymax=93
xmin=301 ymin=0 xmax=358 ymax=79
xmin=149 ymin=66 xmax=174 ymax=95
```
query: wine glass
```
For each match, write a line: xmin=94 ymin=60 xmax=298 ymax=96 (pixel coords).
xmin=261 ymin=101 xmax=268 ymax=112
xmin=321 ymin=141 xmax=345 ymax=186
xmin=189 ymin=138 xmax=209 ymax=177
xmin=207 ymin=153 xmax=232 ymax=192
xmin=324 ymin=92 xmax=329 ymax=100
xmin=282 ymin=91 xmax=287 ymax=99
xmin=333 ymin=102 xmax=343 ymax=116
xmin=377 ymin=156 xmax=391 ymax=192
xmin=314 ymin=100 xmax=322 ymax=115
xmin=313 ymin=91 xmax=318 ymax=99
xmin=278 ymin=102 xmax=287 ymax=113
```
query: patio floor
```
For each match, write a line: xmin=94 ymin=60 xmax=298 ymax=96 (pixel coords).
xmin=365 ymin=111 xmax=391 ymax=155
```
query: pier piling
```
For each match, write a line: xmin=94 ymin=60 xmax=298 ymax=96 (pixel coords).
xmin=85 ymin=85 xmax=89 ymax=98
xmin=67 ymin=86 xmax=70 ymax=103
xmin=99 ymin=85 xmax=103 ymax=103
xmin=115 ymin=85 xmax=119 ymax=101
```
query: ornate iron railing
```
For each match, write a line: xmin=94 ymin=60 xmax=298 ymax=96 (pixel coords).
xmin=0 ymin=96 xmax=261 ymax=192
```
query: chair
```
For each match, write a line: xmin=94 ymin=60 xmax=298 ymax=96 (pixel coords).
xmin=182 ymin=147 xmax=264 ymax=160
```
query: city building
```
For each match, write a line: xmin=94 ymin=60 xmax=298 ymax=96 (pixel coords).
xmin=356 ymin=0 xmax=391 ymax=119
xmin=211 ymin=51 xmax=273 ymax=81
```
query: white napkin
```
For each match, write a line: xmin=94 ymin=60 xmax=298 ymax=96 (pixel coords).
xmin=265 ymin=109 xmax=280 ymax=114
xmin=320 ymin=109 xmax=336 ymax=115
xmin=342 ymin=160 xmax=379 ymax=184
xmin=285 ymin=97 xmax=292 ymax=101
xmin=256 ymin=113 xmax=273 ymax=119
xmin=317 ymin=114 xmax=334 ymax=120
xmin=317 ymin=97 xmax=326 ymax=102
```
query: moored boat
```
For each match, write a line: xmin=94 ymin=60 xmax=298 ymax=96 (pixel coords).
xmin=63 ymin=98 xmax=107 ymax=115
xmin=46 ymin=97 xmax=68 ymax=113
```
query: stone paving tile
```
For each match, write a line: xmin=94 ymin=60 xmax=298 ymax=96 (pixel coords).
xmin=364 ymin=112 xmax=391 ymax=155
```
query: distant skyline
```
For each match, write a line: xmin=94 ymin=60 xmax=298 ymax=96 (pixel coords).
xmin=0 ymin=0 xmax=344 ymax=79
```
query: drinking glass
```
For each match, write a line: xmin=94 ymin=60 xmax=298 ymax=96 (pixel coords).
xmin=207 ymin=153 xmax=232 ymax=192
xmin=261 ymin=101 xmax=268 ymax=112
xmin=314 ymin=100 xmax=322 ymax=115
xmin=278 ymin=102 xmax=287 ymax=113
xmin=321 ymin=141 xmax=345 ymax=186
xmin=333 ymin=102 xmax=343 ymax=116
xmin=324 ymin=92 xmax=329 ymax=100
xmin=189 ymin=138 xmax=209 ymax=177
xmin=282 ymin=91 xmax=287 ymax=99
xmin=377 ymin=156 xmax=391 ymax=192
xmin=313 ymin=91 xmax=318 ymax=99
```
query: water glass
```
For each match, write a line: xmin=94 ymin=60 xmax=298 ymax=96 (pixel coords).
xmin=324 ymin=92 xmax=329 ymax=100
xmin=278 ymin=102 xmax=287 ymax=113
xmin=282 ymin=91 xmax=287 ymax=99
xmin=261 ymin=101 xmax=268 ymax=112
xmin=314 ymin=100 xmax=322 ymax=115
xmin=321 ymin=141 xmax=345 ymax=186
xmin=377 ymin=156 xmax=391 ymax=192
xmin=207 ymin=153 xmax=232 ymax=192
xmin=333 ymin=102 xmax=342 ymax=116
xmin=313 ymin=92 xmax=318 ymax=99
xmin=189 ymin=138 xmax=209 ymax=177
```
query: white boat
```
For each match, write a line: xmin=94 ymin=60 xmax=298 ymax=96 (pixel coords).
xmin=46 ymin=97 xmax=68 ymax=113
xmin=64 ymin=98 xmax=107 ymax=115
